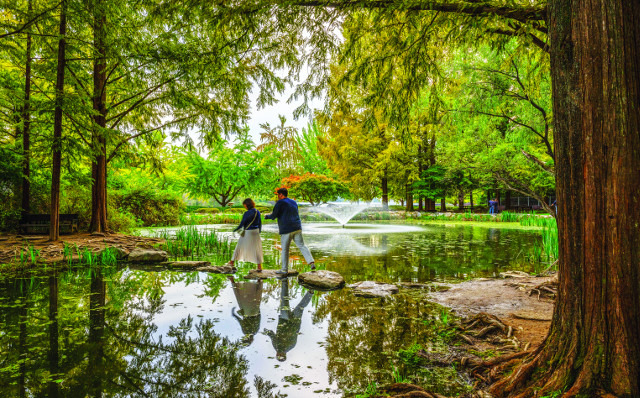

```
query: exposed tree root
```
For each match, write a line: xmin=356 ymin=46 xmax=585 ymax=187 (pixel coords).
xmin=528 ymin=280 xmax=558 ymax=300
xmin=374 ymin=383 xmax=448 ymax=398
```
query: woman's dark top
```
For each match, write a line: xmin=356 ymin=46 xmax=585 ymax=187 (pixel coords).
xmin=233 ymin=208 xmax=261 ymax=233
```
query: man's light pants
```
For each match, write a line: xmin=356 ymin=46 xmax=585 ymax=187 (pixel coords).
xmin=280 ymin=230 xmax=314 ymax=271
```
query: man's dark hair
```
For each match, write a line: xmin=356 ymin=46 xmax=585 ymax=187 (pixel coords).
xmin=277 ymin=187 xmax=288 ymax=197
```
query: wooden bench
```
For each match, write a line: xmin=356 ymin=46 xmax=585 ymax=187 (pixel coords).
xmin=19 ymin=214 xmax=79 ymax=235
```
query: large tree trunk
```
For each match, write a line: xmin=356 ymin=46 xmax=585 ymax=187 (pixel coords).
xmin=405 ymin=183 xmax=413 ymax=211
xmin=440 ymin=197 xmax=446 ymax=212
xmin=49 ymin=0 xmax=67 ymax=241
xmin=504 ymin=190 xmax=511 ymax=210
xmin=90 ymin=0 xmax=108 ymax=233
xmin=20 ymin=0 xmax=33 ymax=216
xmin=490 ymin=0 xmax=640 ymax=396
xmin=457 ymin=190 xmax=464 ymax=210
xmin=381 ymin=169 xmax=389 ymax=210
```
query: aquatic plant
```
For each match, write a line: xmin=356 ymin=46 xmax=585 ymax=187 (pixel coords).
xmin=158 ymin=226 xmax=233 ymax=259
xmin=99 ymin=247 xmax=118 ymax=267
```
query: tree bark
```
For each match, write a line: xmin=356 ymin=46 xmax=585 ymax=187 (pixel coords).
xmin=49 ymin=0 xmax=67 ymax=241
xmin=457 ymin=190 xmax=464 ymax=210
xmin=490 ymin=0 xmax=640 ymax=396
xmin=440 ymin=197 xmax=446 ymax=212
xmin=505 ymin=190 xmax=511 ymax=210
xmin=469 ymin=190 xmax=474 ymax=211
xmin=20 ymin=0 xmax=33 ymax=216
xmin=90 ymin=0 xmax=108 ymax=233
xmin=381 ymin=169 xmax=389 ymax=210
xmin=405 ymin=183 xmax=413 ymax=211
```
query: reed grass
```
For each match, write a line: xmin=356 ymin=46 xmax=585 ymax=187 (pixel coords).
xmin=157 ymin=226 xmax=234 ymax=260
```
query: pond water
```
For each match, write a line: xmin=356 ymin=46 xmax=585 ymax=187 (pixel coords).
xmin=0 ymin=222 xmax=541 ymax=397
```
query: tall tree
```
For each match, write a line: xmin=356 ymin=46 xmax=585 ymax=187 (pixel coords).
xmin=270 ymin=1 xmax=640 ymax=395
xmin=489 ymin=1 xmax=640 ymax=396
xmin=20 ymin=0 xmax=33 ymax=216
xmin=49 ymin=0 xmax=66 ymax=241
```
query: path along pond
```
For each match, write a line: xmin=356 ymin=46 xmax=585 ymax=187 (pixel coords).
xmin=0 ymin=222 xmax=543 ymax=397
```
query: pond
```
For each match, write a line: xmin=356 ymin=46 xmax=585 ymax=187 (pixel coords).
xmin=0 ymin=222 xmax=541 ymax=397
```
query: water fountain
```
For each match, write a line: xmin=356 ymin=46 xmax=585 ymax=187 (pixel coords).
xmin=308 ymin=202 xmax=374 ymax=226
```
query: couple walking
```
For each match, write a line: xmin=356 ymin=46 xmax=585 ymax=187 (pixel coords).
xmin=226 ymin=187 xmax=315 ymax=273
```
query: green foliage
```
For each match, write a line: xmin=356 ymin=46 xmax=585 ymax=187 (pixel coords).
xmin=295 ymin=121 xmax=331 ymax=175
xmin=281 ymin=173 xmax=349 ymax=205
xmin=195 ymin=208 xmax=220 ymax=214
xmin=113 ymin=187 xmax=184 ymax=228
xmin=185 ymin=133 xmax=280 ymax=207
xmin=154 ymin=226 xmax=233 ymax=260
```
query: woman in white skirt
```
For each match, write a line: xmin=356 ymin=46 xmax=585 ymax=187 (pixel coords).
xmin=226 ymin=198 xmax=264 ymax=271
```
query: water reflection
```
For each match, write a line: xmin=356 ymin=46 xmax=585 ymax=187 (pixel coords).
xmin=264 ymin=279 xmax=314 ymax=362
xmin=0 ymin=271 xmax=286 ymax=398
xmin=229 ymin=277 xmax=263 ymax=345
xmin=2 ymin=224 xmax=542 ymax=397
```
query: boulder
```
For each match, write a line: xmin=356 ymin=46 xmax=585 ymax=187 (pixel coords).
xmin=298 ymin=270 xmax=345 ymax=290
xmin=348 ymin=281 xmax=399 ymax=298
xmin=166 ymin=261 xmax=211 ymax=270
xmin=499 ymin=271 xmax=531 ymax=278
xmin=127 ymin=248 xmax=168 ymax=263
xmin=397 ymin=282 xmax=451 ymax=293
xmin=196 ymin=265 xmax=236 ymax=274
xmin=245 ymin=269 xmax=298 ymax=280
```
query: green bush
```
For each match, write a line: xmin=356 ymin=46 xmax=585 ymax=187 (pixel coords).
xmin=223 ymin=207 xmax=246 ymax=214
xmin=108 ymin=208 xmax=141 ymax=233
xmin=195 ymin=207 xmax=220 ymax=214
xmin=113 ymin=188 xmax=185 ymax=227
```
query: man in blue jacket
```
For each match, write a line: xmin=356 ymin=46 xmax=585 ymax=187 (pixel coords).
xmin=265 ymin=188 xmax=315 ymax=274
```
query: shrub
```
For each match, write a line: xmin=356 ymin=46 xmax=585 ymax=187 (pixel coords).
xmin=223 ymin=207 xmax=246 ymax=214
xmin=195 ymin=207 xmax=220 ymax=214
xmin=113 ymin=188 xmax=185 ymax=227
xmin=108 ymin=208 xmax=141 ymax=233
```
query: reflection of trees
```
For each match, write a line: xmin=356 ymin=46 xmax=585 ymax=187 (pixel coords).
xmin=313 ymin=289 xmax=444 ymax=390
xmin=0 ymin=269 xmax=287 ymax=398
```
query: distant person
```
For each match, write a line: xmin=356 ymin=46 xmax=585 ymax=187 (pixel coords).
xmin=263 ymin=278 xmax=314 ymax=361
xmin=264 ymin=188 xmax=315 ymax=274
xmin=489 ymin=198 xmax=498 ymax=215
xmin=228 ymin=276 xmax=263 ymax=345
xmin=550 ymin=199 xmax=557 ymax=215
xmin=226 ymin=198 xmax=263 ymax=271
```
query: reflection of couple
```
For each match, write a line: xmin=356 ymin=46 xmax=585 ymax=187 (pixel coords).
xmin=228 ymin=276 xmax=263 ymax=345
xmin=228 ymin=277 xmax=313 ymax=361
xmin=264 ymin=278 xmax=313 ymax=362
xmin=226 ymin=188 xmax=315 ymax=273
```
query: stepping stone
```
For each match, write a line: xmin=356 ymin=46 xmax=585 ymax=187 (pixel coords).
xmin=245 ymin=269 xmax=299 ymax=280
xmin=396 ymin=282 xmax=451 ymax=292
xmin=196 ymin=265 xmax=235 ymax=274
xmin=499 ymin=271 xmax=531 ymax=278
xmin=165 ymin=261 xmax=211 ymax=270
xmin=348 ymin=281 xmax=399 ymax=298
xmin=127 ymin=248 xmax=168 ymax=263
xmin=298 ymin=270 xmax=345 ymax=291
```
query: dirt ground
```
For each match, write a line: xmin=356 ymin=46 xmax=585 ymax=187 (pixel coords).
xmin=429 ymin=274 xmax=556 ymax=347
xmin=0 ymin=232 xmax=164 ymax=266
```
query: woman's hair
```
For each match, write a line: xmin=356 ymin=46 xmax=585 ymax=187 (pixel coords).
xmin=242 ymin=198 xmax=256 ymax=209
